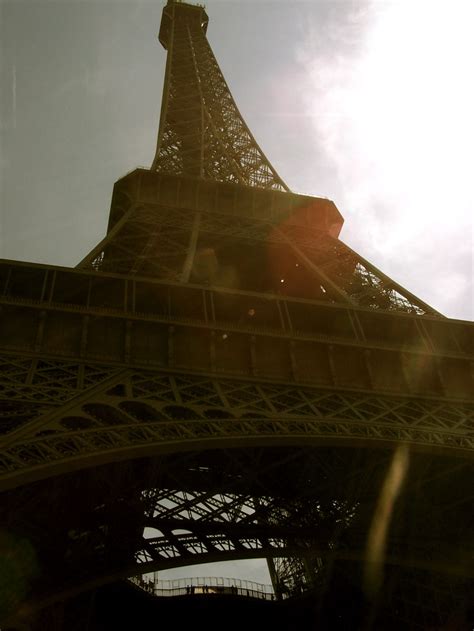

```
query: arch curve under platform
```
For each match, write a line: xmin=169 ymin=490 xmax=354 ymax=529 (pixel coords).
xmin=2 ymin=409 xmax=474 ymax=491
xmin=1 ymin=444 xmax=473 ymax=626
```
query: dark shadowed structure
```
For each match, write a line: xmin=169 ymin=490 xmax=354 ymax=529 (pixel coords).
xmin=1 ymin=2 xmax=473 ymax=629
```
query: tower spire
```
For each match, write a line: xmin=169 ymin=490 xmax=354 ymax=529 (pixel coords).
xmin=152 ymin=0 xmax=289 ymax=191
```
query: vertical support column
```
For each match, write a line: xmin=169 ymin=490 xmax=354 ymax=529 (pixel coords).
xmin=80 ymin=316 xmax=89 ymax=359
xmin=348 ymin=309 xmax=365 ymax=341
xmin=34 ymin=311 xmax=47 ymax=353
xmin=267 ymin=558 xmax=283 ymax=601
xmin=275 ymin=228 xmax=355 ymax=305
xmin=303 ymin=555 xmax=319 ymax=587
xmin=181 ymin=211 xmax=201 ymax=283
xmin=250 ymin=335 xmax=258 ymax=376
xmin=40 ymin=269 xmax=49 ymax=302
xmin=26 ymin=359 xmax=38 ymax=386
xmin=167 ymin=326 xmax=175 ymax=368
xmin=124 ymin=320 xmax=132 ymax=364
xmin=327 ymin=345 xmax=338 ymax=386
xmin=363 ymin=349 xmax=375 ymax=389
xmin=47 ymin=270 xmax=57 ymax=304
xmin=2 ymin=265 xmax=12 ymax=295
xmin=289 ymin=340 xmax=298 ymax=382
xmin=210 ymin=330 xmax=216 ymax=371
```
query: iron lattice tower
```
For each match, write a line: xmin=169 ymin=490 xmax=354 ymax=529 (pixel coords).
xmin=1 ymin=2 xmax=473 ymax=629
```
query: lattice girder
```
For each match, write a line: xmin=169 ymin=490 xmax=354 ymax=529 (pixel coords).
xmin=1 ymin=259 xmax=472 ymax=409
xmin=1 ymin=359 xmax=473 ymax=489
xmin=2 ymin=2 xmax=473 ymax=628
xmin=152 ymin=2 xmax=288 ymax=191
xmin=1 ymin=447 xmax=472 ymax=626
xmin=76 ymin=170 xmax=440 ymax=316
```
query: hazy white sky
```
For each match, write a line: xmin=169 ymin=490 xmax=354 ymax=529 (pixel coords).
xmin=1 ymin=0 xmax=473 ymax=583
xmin=1 ymin=0 xmax=473 ymax=320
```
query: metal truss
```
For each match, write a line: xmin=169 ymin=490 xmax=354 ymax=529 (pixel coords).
xmin=1 ymin=2 xmax=473 ymax=628
xmin=1 ymin=357 xmax=473 ymax=487
xmin=1 ymin=259 xmax=472 ymax=411
xmin=76 ymin=172 xmax=438 ymax=316
xmin=1 ymin=445 xmax=472 ymax=626
xmin=138 ymin=487 xmax=353 ymax=565
xmin=151 ymin=2 xmax=288 ymax=191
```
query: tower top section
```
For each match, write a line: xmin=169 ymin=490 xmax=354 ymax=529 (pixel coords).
xmin=159 ymin=1 xmax=209 ymax=49
xmin=152 ymin=0 xmax=289 ymax=190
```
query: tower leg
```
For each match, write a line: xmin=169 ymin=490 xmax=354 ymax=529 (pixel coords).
xmin=266 ymin=558 xmax=283 ymax=601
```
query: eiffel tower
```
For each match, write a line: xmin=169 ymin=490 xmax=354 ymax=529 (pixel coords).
xmin=1 ymin=1 xmax=473 ymax=629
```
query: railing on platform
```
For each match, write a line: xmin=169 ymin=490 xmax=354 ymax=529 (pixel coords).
xmin=130 ymin=575 xmax=276 ymax=601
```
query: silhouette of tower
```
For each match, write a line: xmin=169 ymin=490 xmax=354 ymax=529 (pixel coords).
xmin=1 ymin=2 xmax=472 ymax=629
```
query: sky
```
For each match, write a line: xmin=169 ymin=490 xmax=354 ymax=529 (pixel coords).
xmin=1 ymin=0 xmax=473 ymax=320
xmin=1 ymin=0 xmax=473 ymax=583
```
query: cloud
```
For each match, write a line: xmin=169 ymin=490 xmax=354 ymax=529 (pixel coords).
xmin=292 ymin=0 xmax=473 ymax=319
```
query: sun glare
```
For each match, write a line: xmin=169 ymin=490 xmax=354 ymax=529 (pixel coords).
xmin=306 ymin=0 xmax=474 ymax=254
xmin=355 ymin=0 xmax=474 ymax=219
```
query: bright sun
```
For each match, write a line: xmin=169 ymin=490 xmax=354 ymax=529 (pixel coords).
xmin=355 ymin=0 xmax=474 ymax=221
xmin=300 ymin=0 xmax=473 ymax=316
xmin=308 ymin=0 xmax=474 ymax=233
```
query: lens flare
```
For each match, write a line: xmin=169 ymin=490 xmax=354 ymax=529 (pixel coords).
xmin=364 ymin=445 xmax=409 ymax=598
xmin=0 ymin=530 xmax=39 ymax=621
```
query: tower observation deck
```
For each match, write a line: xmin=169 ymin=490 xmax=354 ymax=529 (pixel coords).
xmin=0 ymin=1 xmax=472 ymax=629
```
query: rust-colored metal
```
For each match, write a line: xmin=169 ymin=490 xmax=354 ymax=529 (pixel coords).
xmin=151 ymin=2 xmax=287 ymax=190
xmin=1 ymin=1 xmax=472 ymax=628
